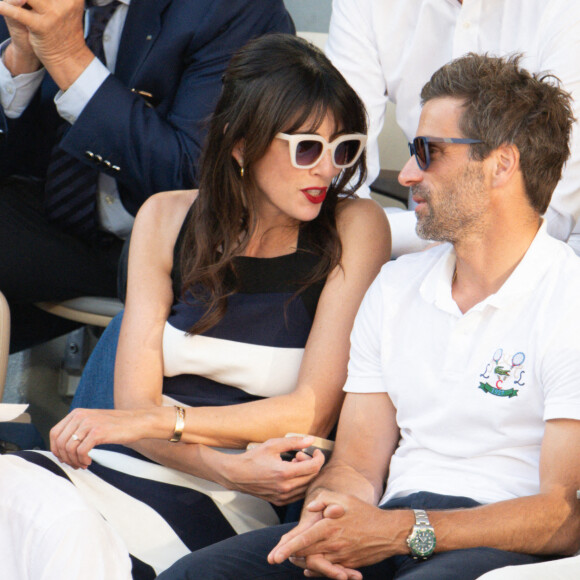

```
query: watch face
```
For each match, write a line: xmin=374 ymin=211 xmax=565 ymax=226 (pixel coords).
xmin=408 ymin=528 xmax=436 ymax=558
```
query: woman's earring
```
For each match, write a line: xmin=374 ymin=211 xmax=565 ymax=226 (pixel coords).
xmin=240 ymin=165 xmax=245 ymax=178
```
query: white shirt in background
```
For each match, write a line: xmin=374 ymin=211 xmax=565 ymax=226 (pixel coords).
xmin=326 ymin=0 xmax=580 ymax=255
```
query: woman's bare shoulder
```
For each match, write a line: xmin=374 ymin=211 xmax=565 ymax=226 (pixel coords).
xmin=140 ymin=189 xmax=198 ymax=217
xmin=134 ymin=190 xmax=199 ymax=232
xmin=320 ymin=197 xmax=391 ymax=274
xmin=335 ymin=197 xmax=391 ymax=241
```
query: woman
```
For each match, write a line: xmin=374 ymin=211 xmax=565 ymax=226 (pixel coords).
xmin=0 ymin=34 xmax=390 ymax=579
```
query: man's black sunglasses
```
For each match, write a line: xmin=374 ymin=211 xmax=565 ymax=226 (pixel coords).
xmin=408 ymin=136 xmax=483 ymax=170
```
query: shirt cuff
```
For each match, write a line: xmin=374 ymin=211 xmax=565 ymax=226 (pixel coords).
xmin=0 ymin=40 xmax=45 ymax=119
xmin=54 ymin=57 xmax=110 ymax=124
xmin=343 ymin=374 xmax=385 ymax=394
xmin=543 ymin=402 xmax=580 ymax=422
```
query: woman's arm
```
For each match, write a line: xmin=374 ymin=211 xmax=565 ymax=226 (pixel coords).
xmin=129 ymin=197 xmax=392 ymax=447
xmin=50 ymin=188 xmax=195 ymax=464
xmin=51 ymin=197 xmax=391 ymax=475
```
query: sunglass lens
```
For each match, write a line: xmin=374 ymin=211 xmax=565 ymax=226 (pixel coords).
xmin=414 ymin=138 xmax=428 ymax=169
xmin=295 ymin=140 xmax=324 ymax=166
xmin=334 ymin=140 xmax=360 ymax=167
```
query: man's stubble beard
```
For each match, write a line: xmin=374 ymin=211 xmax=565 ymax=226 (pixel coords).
xmin=414 ymin=164 xmax=487 ymax=243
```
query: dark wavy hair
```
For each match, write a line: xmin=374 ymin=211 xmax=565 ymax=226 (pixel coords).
xmin=421 ymin=53 xmax=575 ymax=214
xmin=179 ymin=33 xmax=368 ymax=334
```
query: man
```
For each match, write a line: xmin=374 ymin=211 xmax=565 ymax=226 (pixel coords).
xmin=157 ymin=54 xmax=580 ymax=580
xmin=325 ymin=0 xmax=580 ymax=257
xmin=0 ymin=0 xmax=294 ymax=351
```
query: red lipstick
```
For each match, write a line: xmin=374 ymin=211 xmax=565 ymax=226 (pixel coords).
xmin=301 ymin=187 xmax=327 ymax=204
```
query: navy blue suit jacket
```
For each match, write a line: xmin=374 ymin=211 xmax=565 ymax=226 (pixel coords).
xmin=0 ymin=0 xmax=294 ymax=215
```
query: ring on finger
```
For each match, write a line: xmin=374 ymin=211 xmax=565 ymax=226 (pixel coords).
xmin=71 ymin=433 xmax=82 ymax=442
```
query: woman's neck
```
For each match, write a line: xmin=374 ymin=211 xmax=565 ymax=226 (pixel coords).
xmin=243 ymin=223 xmax=300 ymax=258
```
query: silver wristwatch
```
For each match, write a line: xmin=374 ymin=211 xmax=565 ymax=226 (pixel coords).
xmin=406 ymin=509 xmax=436 ymax=559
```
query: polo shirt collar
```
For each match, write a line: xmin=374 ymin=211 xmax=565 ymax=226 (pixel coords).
xmin=420 ymin=220 xmax=555 ymax=314
xmin=419 ymin=243 xmax=458 ymax=314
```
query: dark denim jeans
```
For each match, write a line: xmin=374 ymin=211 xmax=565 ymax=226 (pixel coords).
xmin=70 ymin=311 xmax=123 ymax=410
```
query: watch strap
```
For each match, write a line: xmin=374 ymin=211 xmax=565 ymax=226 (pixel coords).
xmin=413 ymin=508 xmax=430 ymax=526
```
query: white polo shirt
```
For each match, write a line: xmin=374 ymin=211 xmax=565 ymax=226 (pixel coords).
xmin=345 ymin=223 xmax=580 ymax=505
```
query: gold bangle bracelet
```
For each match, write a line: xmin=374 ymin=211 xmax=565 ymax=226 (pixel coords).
xmin=169 ymin=406 xmax=186 ymax=443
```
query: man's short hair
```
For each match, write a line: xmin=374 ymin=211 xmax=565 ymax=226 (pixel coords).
xmin=420 ymin=53 xmax=575 ymax=214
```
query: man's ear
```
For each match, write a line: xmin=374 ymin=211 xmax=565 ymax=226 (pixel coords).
xmin=232 ymin=139 xmax=245 ymax=167
xmin=490 ymin=143 xmax=520 ymax=188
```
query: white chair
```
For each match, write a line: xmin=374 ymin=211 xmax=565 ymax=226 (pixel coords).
xmin=34 ymin=297 xmax=123 ymax=397
xmin=35 ymin=296 xmax=123 ymax=328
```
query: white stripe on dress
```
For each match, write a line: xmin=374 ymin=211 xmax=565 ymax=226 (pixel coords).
xmin=162 ymin=323 xmax=304 ymax=397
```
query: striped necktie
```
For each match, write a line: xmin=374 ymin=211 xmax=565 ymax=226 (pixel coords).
xmin=44 ymin=1 xmax=120 ymax=241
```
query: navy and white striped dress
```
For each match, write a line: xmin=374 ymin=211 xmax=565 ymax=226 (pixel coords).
xmin=16 ymin=223 xmax=326 ymax=579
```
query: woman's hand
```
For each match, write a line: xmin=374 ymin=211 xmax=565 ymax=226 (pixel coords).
xmin=222 ymin=436 xmax=326 ymax=505
xmin=50 ymin=407 xmax=153 ymax=469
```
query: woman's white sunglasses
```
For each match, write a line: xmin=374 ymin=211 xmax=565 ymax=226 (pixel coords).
xmin=276 ymin=133 xmax=367 ymax=169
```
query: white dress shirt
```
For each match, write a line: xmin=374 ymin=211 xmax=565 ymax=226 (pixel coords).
xmin=326 ymin=0 xmax=580 ymax=255
xmin=0 ymin=0 xmax=134 ymax=238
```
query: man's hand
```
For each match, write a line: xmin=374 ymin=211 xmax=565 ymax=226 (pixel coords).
xmin=291 ymin=554 xmax=362 ymax=580
xmin=0 ymin=0 xmax=94 ymax=88
xmin=268 ymin=490 xmax=413 ymax=577
xmin=266 ymin=492 xmax=360 ymax=580
xmin=0 ymin=0 xmax=42 ymax=75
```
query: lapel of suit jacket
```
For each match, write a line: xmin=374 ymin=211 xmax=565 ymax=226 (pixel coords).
xmin=115 ymin=0 xmax=172 ymax=85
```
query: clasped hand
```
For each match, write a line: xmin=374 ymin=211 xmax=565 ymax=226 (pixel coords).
xmin=0 ymin=0 xmax=87 ymax=75
xmin=268 ymin=490 xmax=395 ymax=580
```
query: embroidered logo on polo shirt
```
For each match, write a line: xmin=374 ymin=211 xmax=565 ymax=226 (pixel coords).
xmin=478 ymin=348 xmax=526 ymax=398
